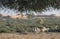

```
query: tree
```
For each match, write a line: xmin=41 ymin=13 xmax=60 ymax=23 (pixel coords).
xmin=1 ymin=0 xmax=60 ymax=12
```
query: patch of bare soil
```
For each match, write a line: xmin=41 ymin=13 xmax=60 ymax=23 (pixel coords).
xmin=0 ymin=33 xmax=60 ymax=39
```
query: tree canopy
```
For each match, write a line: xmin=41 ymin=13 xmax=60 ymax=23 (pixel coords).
xmin=0 ymin=0 xmax=60 ymax=12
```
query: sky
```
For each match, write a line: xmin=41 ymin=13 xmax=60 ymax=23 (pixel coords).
xmin=41 ymin=7 xmax=60 ymax=15
xmin=0 ymin=6 xmax=20 ymax=15
xmin=0 ymin=6 xmax=60 ymax=15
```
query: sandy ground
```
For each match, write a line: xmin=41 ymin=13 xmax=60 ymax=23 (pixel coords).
xmin=0 ymin=33 xmax=60 ymax=39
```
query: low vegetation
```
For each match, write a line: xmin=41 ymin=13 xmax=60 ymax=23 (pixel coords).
xmin=0 ymin=15 xmax=60 ymax=33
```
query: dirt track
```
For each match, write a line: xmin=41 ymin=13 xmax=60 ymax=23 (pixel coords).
xmin=0 ymin=33 xmax=60 ymax=39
